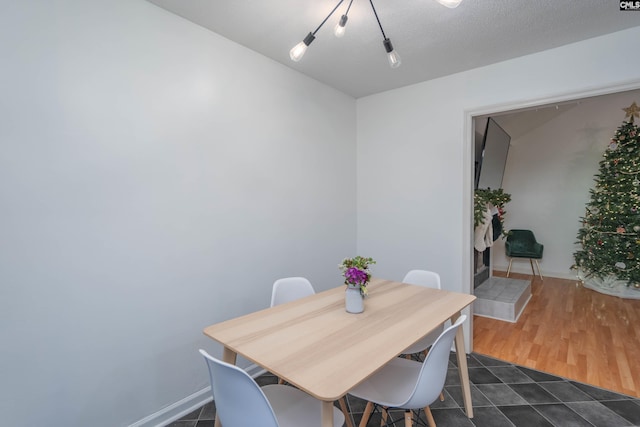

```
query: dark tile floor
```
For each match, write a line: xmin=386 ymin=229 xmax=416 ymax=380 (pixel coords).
xmin=169 ymin=352 xmax=640 ymax=427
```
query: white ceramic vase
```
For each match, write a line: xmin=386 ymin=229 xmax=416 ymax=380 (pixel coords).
xmin=345 ymin=285 xmax=364 ymax=313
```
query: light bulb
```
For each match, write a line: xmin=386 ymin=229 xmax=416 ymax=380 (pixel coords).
xmin=289 ymin=32 xmax=315 ymax=62
xmin=334 ymin=15 xmax=348 ymax=38
xmin=436 ymin=0 xmax=462 ymax=8
xmin=387 ymin=50 xmax=401 ymax=68
xmin=383 ymin=38 xmax=401 ymax=69
xmin=289 ymin=41 xmax=308 ymax=62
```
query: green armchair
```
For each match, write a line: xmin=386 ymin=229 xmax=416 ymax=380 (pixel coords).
xmin=505 ymin=229 xmax=544 ymax=280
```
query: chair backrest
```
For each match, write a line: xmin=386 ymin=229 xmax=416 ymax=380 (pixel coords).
xmin=402 ymin=270 xmax=442 ymax=290
xmin=507 ymin=230 xmax=536 ymax=246
xmin=402 ymin=315 xmax=467 ymax=408
xmin=199 ymin=349 xmax=280 ymax=427
xmin=507 ymin=229 xmax=536 ymax=243
xmin=270 ymin=277 xmax=315 ymax=307
xmin=506 ymin=229 xmax=542 ymax=255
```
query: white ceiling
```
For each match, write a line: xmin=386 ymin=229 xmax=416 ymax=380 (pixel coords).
xmin=476 ymin=88 xmax=640 ymax=142
xmin=146 ymin=0 xmax=640 ymax=98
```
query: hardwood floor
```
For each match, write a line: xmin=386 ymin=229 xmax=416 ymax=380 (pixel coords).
xmin=473 ymin=271 xmax=640 ymax=398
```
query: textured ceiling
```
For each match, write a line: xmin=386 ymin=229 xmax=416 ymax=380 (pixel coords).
xmin=476 ymin=89 xmax=640 ymax=143
xmin=146 ymin=0 xmax=640 ymax=98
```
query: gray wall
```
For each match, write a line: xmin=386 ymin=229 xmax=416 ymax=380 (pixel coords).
xmin=0 ymin=1 xmax=356 ymax=426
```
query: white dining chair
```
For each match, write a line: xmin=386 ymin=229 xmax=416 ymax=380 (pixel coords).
xmin=270 ymin=277 xmax=354 ymax=427
xmin=271 ymin=276 xmax=315 ymax=383
xmin=270 ymin=277 xmax=315 ymax=385
xmin=401 ymin=270 xmax=446 ymax=403
xmin=270 ymin=277 xmax=316 ymax=307
xmin=200 ymin=349 xmax=345 ymax=427
xmin=348 ymin=315 xmax=467 ymax=427
xmin=401 ymin=270 xmax=444 ymax=356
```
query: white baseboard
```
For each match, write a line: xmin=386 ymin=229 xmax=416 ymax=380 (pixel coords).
xmin=129 ymin=387 xmax=212 ymax=427
xmin=129 ymin=364 xmax=264 ymax=427
xmin=246 ymin=363 xmax=267 ymax=378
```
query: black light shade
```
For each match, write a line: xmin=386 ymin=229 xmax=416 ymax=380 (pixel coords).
xmin=383 ymin=38 xmax=394 ymax=53
xmin=303 ymin=32 xmax=316 ymax=46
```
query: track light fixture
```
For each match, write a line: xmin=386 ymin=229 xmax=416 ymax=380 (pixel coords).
xmin=290 ymin=0 xmax=462 ymax=67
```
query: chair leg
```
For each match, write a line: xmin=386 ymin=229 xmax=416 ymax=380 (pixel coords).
xmin=424 ymin=406 xmax=436 ymax=427
xmin=529 ymin=259 xmax=536 ymax=277
xmin=358 ymin=401 xmax=374 ymax=427
xmin=277 ymin=377 xmax=285 ymax=385
xmin=338 ymin=397 xmax=354 ymax=427
xmin=380 ymin=407 xmax=388 ymax=426
xmin=534 ymin=259 xmax=544 ymax=281
xmin=439 ymin=391 xmax=445 ymax=401
xmin=506 ymin=258 xmax=513 ymax=277
xmin=404 ymin=409 xmax=413 ymax=427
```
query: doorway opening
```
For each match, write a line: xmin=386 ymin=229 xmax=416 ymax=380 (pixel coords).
xmin=465 ymin=82 xmax=640 ymax=398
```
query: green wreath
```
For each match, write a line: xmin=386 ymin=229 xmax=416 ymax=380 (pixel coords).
xmin=474 ymin=188 xmax=511 ymax=230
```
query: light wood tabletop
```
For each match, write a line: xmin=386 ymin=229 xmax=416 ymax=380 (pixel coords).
xmin=204 ymin=277 xmax=476 ymax=427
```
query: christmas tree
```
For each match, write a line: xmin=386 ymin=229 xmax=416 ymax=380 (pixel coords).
xmin=573 ymin=102 xmax=640 ymax=291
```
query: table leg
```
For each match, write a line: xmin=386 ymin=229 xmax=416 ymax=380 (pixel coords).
xmin=451 ymin=312 xmax=474 ymax=418
xmin=214 ymin=347 xmax=238 ymax=427
xmin=321 ymin=400 xmax=334 ymax=427
xmin=221 ymin=346 xmax=237 ymax=365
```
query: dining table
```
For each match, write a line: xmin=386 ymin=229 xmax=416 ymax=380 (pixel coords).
xmin=203 ymin=277 xmax=476 ymax=427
